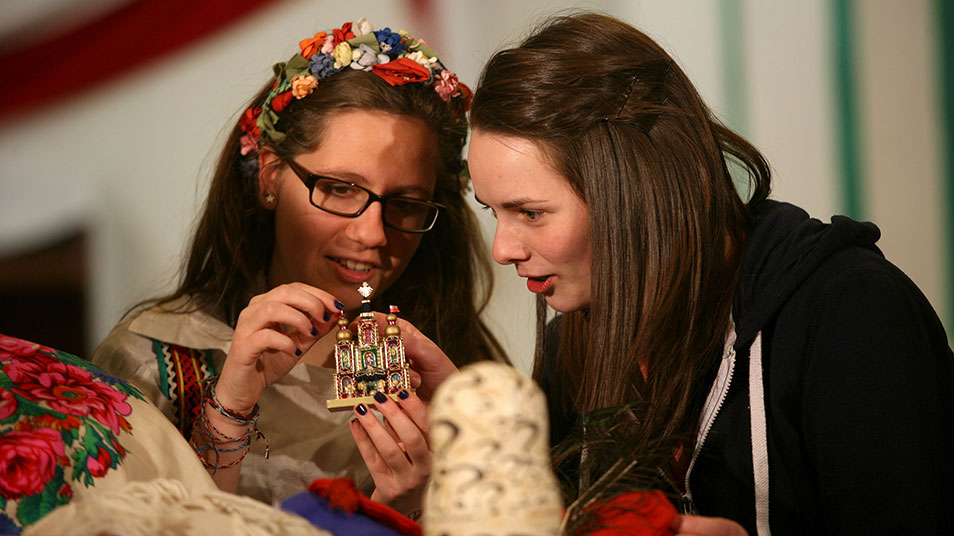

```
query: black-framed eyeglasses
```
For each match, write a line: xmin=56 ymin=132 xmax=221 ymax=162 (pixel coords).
xmin=284 ymin=159 xmax=445 ymax=233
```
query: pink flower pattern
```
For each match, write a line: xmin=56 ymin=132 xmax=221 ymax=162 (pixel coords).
xmin=0 ymin=333 xmax=144 ymax=531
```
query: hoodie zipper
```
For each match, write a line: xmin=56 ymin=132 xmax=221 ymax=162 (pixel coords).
xmin=681 ymin=325 xmax=738 ymax=513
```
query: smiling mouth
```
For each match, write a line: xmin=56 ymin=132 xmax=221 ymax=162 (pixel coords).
xmin=333 ymin=257 xmax=376 ymax=272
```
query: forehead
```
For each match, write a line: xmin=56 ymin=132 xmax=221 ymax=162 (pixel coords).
xmin=301 ymin=110 xmax=438 ymax=192
xmin=467 ymin=131 xmax=568 ymax=201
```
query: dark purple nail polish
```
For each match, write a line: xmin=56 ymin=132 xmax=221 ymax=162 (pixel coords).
xmin=295 ymin=348 xmax=302 ymax=356
xmin=373 ymin=391 xmax=387 ymax=404
xmin=311 ymin=326 xmax=319 ymax=336
xmin=350 ymin=417 xmax=358 ymax=424
xmin=334 ymin=299 xmax=345 ymax=310
xmin=398 ymin=389 xmax=409 ymax=400
xmin=322 ymin=311 xmax=330 ymax=322
xmin=356 ymin=403 xmax=368 ymax=415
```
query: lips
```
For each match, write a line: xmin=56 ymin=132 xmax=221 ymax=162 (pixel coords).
xmin=525 ymin=275 xmax=553 ymax=294
xmin=330 ymin=256 xmax=379 ymax=283
xmin=334 ymin=257 xmax=375 ymax=272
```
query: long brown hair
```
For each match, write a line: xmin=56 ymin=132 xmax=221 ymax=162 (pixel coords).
xmin=153 ymin=66 xmax=507 ymax=366
xmin=471 ymin=13 xmax=770 ymax=453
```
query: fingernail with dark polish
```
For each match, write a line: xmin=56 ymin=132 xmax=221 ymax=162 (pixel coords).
xmin=356 ymin=404 xmax=368 ymax=416
xmin=323 ymin=311 xmax=330 ymax=322
xmin=398 ymin=389 xmax=409 ymax=400
xmin=311 ymin=326 xmax=318 ymax=336
xmin=295 ymin=348 xmax=302 ymax=356
xmin=373 ymin=391 xmax=387 ymax=404
xmin=334 ymin=299 xmax=345 ymax=311
xmin=350 ymin=418 xmax=358 ymax=425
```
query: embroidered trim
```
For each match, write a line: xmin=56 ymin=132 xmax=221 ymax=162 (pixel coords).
xmin=150 ymin=341 xmax=217 ymax=436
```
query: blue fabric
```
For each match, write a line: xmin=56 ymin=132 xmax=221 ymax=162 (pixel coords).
xmin=280 ymin=491 xmax=402 ymax=536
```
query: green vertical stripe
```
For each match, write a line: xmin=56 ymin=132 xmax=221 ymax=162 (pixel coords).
xmin=833 ymin=0 xmax=864 ymax=219
xmin=720 ymin=0 xmax=748 ymax=135
xmin=719 ymin=0 xmax=752 ymax=199
xmin=936 ymin=0 xmax=954 ymax=334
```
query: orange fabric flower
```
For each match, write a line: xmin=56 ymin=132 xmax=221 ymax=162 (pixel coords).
xmin=291 ymin=75 xmax=318 ymax=99
xmin=299 ymin=31 xmax=328 ymax=58
xmin=372 ymin=58 xmax=430 ymax=87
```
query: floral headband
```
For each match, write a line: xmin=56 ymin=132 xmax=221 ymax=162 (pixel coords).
xmin=238 ymin=17 xmax=470 ymax=156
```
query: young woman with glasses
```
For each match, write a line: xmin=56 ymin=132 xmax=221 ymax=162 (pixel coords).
xmin=91 ymin=18 xmax=507 ymax=514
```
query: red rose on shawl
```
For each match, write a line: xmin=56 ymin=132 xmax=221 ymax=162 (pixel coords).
xmin=4 ymin=358 xmax=132 ymax=435
xmin=332 ymin=22 xmax=355 ymax=46
xmin=0 ymin=428 xmax=66 ymax=499
xmin=86 ymin=447 xmax=112 ymax=478
xmin=239 ymin=107 xmax=262 ymax=138
xmin=0 ymin=335 xmax=55 ymax=361
xmin=270 ymin=90 xmax=294 ymax=113
xmin=0 ymin=389 xmax=16 ymax=420
xmin=299 ymin=31 xmax=328 ymax=58
xmin=372 ymin=58 xmax=430 ymax=87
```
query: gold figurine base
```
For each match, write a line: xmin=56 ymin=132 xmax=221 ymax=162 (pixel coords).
xmin=326 ymin=394 xmax=402 ymax=412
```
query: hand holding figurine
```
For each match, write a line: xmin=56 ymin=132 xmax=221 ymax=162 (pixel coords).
xmin=350 ymin=389 xmax=431 ymax=517
xmin=217 ymin=282 xmax=340 ymax=414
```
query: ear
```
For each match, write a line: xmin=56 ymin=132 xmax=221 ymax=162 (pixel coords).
xmin=257 ymin=148 xmax=281 ymax=209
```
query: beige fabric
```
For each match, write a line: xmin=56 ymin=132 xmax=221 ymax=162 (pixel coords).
xmin=92 ymin=300 xmax=372 ymax=504
xmin=66 ymin=395 xmax=219 ymax=500
xmin=24 ymin=478 xmax=330 ymax=536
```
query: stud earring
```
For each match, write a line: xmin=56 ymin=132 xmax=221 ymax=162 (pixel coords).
xmin=264 ymin=193 xmax=276 ymax=205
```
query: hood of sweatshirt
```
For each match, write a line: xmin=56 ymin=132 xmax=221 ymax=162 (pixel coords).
xmin=732 ymin=200 xmax=883 ymax=350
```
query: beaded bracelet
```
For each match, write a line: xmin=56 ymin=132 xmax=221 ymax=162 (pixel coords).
xmin=190 ymin=376 xmax=270 ymax=474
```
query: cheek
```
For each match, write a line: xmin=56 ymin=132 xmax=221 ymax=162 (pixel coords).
xmin=383 ymin=232 xmax=424 ymax=269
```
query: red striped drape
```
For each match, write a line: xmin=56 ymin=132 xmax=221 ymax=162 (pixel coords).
xmin=0 ymin=0 xmax=282 ymax=122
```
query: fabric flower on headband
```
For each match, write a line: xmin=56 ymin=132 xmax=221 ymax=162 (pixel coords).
xmin=240 ymin=18 xmax=470 ymax=153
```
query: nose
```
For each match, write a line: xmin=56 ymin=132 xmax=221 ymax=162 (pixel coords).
xmin=491 ymin=222 xmax=528 ymax=266
xmin=345 ymin=201 xmax=388 ymax=248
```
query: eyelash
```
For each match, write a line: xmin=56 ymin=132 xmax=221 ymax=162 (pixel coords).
xmin=522 ymin=210 xmax=542 ymax=221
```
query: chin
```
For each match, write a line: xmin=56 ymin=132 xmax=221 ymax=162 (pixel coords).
xmin=544 ymin=295 xmax=589 ymax=314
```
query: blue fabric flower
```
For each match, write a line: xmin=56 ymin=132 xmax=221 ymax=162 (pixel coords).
xmin=373 ymin=28 xmax=404 ymax=56
xmin=309 ymin=53 xmax=343 ymax=80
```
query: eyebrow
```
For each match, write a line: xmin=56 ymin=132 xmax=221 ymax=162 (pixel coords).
xmin=303 ymin=165 xmax=432 ymax=197
xmin=474 ymin=195 xmax=545 ymax=209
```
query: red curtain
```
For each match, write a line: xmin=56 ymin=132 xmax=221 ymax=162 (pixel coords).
xmin=0 ymin=0 xmax=282 ymax=122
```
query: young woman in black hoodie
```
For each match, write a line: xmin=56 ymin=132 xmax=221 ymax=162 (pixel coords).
xmin=387 ymin=12 xmax=953 ymax=535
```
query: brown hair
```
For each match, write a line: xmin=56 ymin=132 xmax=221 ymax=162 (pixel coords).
xmin=471 ymin=13 xmax=770 ymax=454
xmin=154 ymin=67 xmax=507 ymax=366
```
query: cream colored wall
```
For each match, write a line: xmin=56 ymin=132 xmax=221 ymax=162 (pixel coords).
xmin=0 ymin=0 xmax=947 ymax=373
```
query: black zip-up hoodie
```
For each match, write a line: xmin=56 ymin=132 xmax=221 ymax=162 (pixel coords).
xmin=543 ymin=200 xmax=953 ymax=534
xmin=686 ymin=200 xmax=954 ymax=534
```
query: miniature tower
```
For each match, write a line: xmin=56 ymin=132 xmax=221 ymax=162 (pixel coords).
xmin=327 ymin=282 xmax=411 ymax=411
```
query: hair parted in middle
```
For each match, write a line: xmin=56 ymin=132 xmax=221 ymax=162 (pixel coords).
xmin=155 ymin=22 xmax=508 ymax=368
xmin=471 ymin=12 xmax=771 ymax=454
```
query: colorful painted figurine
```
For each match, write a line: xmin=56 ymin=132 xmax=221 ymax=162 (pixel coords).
xmin=327 ymin=282 xmax=411 ymax=411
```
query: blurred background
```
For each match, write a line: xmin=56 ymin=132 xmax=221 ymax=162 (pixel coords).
xmin=1 ymin=0 xmax=951 ymax=373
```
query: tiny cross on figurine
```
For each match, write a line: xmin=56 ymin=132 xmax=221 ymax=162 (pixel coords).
xmin=358 ymin=282 xmax=374 ymax=299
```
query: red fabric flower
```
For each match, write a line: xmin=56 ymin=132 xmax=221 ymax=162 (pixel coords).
xmin=4 ymin=359 xmax=132 ymax=435
xmin=578 ymin=490 xmax=678 ymax=536
xmin=332 ymin=22 xmax=354 ymax=47
xmin=270 ymin=90 xmax=294 ymax=113
xmin=0 ymin=428 xmax=65 ymax=499
xmin=299 ymin=31 xmax=328 ymax=58
xmin=372 ymin=58 xmax=430 ymax=87
xmin=239 ymin=107 xmax=262 ymax=138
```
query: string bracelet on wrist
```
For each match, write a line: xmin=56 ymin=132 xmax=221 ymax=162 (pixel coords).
xmin=189 ymin=376 xmax=270 ymax=473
